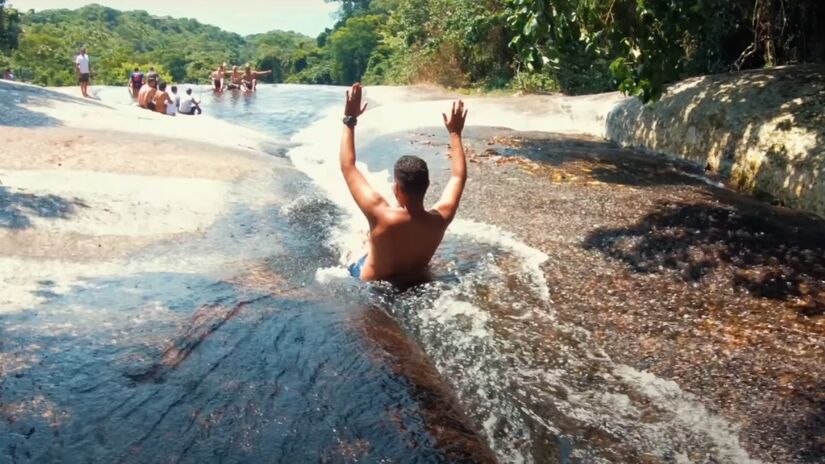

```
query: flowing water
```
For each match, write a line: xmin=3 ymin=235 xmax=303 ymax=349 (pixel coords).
xmin=1 ymin=85 xmax=762 ymax=463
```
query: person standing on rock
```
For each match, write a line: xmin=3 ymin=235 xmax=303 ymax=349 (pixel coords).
xmin=128 ymin=67 xmax=144 ymax=98
xmin=146 ymin=67 xmax=159 ymax=82
xmin=340 ymin=83 xmax=469 ymax=286
xmin=75 ymin=47 xmax=92 ymax=98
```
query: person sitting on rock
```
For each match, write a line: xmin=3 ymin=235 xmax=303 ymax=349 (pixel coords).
xmin=137 ymin=78 xmax=157 ymax=110
xmin=169 ymin=85 xmax=181 ymax=115
xmin=152 ymin=81 xmax=175 ymax=116
xmin=241 ymin=64 xmax=272 ymax=92
xmin=225 ymin=65 xmax=243 ymax=90
xmin=178 ymin=88 xmax=202 ymax=115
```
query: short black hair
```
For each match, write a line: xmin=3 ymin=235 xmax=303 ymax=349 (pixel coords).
xmin=186 ymin=88 xmax=192 ymax=95
xmin=158 ymin=81 xmax=167 ymax=91
xmin=171 ymin=85 xmax=177 ymax=92
xmin=134 ymin=67 xmax=139 ymax=71
xmin=394 ymin=155 xmax=429 ymax=197
xmin=149 ymin=67 xmax=155 ymax=71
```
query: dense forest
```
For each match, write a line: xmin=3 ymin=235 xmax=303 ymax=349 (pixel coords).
xmin=1 ymin=0 xmax=824 ymax=100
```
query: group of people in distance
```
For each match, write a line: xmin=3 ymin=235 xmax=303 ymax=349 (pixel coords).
xmin=129 ymin=66 xmax=202 ymax=116
xmin=210 ymin=63 xmax=272 ymax=93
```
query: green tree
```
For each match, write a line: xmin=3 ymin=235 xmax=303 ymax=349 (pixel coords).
xmin=0 ymin=0 xmax=22 ymax=53
xmin=6 ymin=1 xmax=823 ymax=93
xmin=327 ymin=0 xmax=373 ymax=22
xmin=505 ymin=0 xmax=825 ymax=101
xmin=328 ymin=15 xmax=382 ymax=84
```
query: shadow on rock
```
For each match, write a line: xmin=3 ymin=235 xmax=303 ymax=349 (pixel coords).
xmin=459 ymin=128 xmax=715 ymax=188
xmin=797 ymin=382 xmax=825 ymax=462
xmin=584 ymin=199 xmax=825 ymax=316
xmin=0 ymin=186 xmax=88 ymax=229
xmin=0 ymin=81 xmax=109 ymax=128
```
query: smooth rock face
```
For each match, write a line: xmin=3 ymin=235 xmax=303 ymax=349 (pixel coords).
xmin=606 ymin=65 xmax=825 ymax=217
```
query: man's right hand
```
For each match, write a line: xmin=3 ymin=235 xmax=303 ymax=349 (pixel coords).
xmin=345 ymin=83 xmax=368 ymax=118
xmin=442 ymin=100 xmax=468 ymax=135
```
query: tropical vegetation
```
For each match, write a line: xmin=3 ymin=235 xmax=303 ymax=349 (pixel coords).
xmin=0 ymin=1 xmax=822 ymax=101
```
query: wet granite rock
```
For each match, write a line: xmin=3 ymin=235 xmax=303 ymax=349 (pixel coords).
xmin=606 ymin=65 xmax=825 ymax=218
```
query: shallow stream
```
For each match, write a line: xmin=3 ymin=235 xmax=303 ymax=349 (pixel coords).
xmin=1 ymin=85 xmax=763 ymax=463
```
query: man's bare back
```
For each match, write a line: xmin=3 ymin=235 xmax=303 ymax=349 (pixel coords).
xmin=339 ymin=83 xmax=468 ymax=285
xmin=360 ymin=208 xmax=447 ymax=283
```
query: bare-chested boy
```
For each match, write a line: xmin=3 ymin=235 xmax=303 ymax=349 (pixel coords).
xmin=340 ymin=83 xmax=468 ymax=286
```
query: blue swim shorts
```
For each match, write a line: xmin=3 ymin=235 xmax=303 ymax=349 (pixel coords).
xmin=348 ymin=255 xmax=367 ymax=280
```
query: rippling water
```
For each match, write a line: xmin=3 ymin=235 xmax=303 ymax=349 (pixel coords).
xmin=1 ymin=84 xmax=762 ymax=463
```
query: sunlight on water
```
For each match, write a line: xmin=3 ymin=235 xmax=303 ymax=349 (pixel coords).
xmin=1 ymin=85 xmax=761 ymax=463
xmin=280 ymin=86 xmax=761 ymax=463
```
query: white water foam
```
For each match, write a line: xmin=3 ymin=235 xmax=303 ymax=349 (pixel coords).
xmin=282 ymin=88 xmax=760 ymax=463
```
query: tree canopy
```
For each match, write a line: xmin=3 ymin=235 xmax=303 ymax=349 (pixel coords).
xmin=1 ymin=1 xmax=823 ymax=100
xmin=0 ymin=0 xmax=21 ymax=58
xmin=3 ymin=4 xmax=316 ymax=86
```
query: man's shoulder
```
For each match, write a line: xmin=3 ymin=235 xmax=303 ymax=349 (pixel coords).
xmin=377 ymin=208 xmax=447 ymax=227
xmin=375 ymin=206 xmax=407 ymax=221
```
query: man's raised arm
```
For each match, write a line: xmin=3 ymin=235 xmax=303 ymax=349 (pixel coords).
xmin=434 ymin=100 xmax=468 ymax=224
xmin=340 ymin=83 xmax=388 ymax=225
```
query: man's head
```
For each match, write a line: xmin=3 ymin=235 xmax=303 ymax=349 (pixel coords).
xmin=171 ymin=85 xmax=177 ymax=94
xmin=158 ymin=81 xmax=167 ymax=91
xmin=134 ymin=67 xmax=140 ymax=72
xmin=148 ymin=78 xmax=157 ymax=88
xmin=149 ymin=67 xmax=155 ymax=71
xmin=80 ymin=47 xmax=86 ymax=55
xmin=232 ymin=65 xmax=238 ymax=72
xmin=393 ymin=155 xmax=429 ymax=206
xmin=186 ymin=88 xmax=193 ymax=95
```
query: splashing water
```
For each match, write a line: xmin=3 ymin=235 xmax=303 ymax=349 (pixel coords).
xmin=0 ymin=84 xmax=763 ymax=463
xmin=278 ymin=85 xmax=761 ymax=463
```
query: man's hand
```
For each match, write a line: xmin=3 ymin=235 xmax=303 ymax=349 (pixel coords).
xmin=345 ymin=83 xmax=368 ymax=117
xmin=442 ymin=100 xmax=468 ymax=135
xmin=434 ymin=99 xmax=468 ymax=224
xmin=340 ymin=82 xmax=387 ymax=223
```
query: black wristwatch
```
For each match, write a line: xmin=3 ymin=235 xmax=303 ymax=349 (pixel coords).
xmin=343 ymin=115 xmax=357 ymax=128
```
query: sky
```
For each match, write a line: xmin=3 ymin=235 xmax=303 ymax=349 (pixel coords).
xmin=7 ymin=0 xmax=340 ymax=36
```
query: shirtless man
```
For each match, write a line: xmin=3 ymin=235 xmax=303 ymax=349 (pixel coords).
xmin=211 ymin=64 xmax=226 ymax=92
xmin=340 ymin=83 xmax=468 ymax=285
xmin=241 ymin=64 xmax=272 ymax=92
xmin=226 ymin=65 xmax=243 ymax=90
xmin=152 ymin=81 xmax=174 ymax=115
xmin=137 ymin=78 xmax=157 ymax=110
